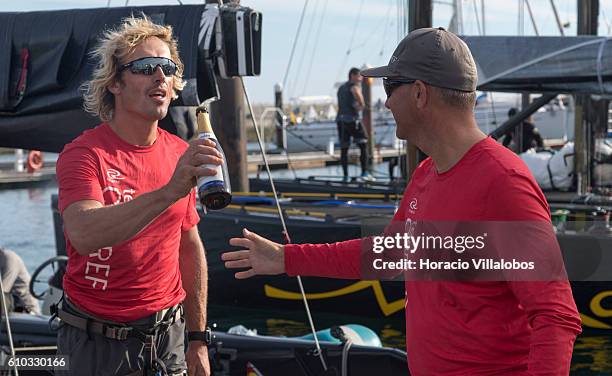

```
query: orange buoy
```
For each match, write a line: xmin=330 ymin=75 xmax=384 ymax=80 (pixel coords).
xmin=27 ymin=150 xmax=43 ymax=173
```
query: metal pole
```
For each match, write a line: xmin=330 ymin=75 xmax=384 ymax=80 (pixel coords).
xmin=206 ymin=0 xmax=248 ymax=192
xmin=518 ymin=0 xmax=524 ymax=36
xmin=361 ymin=73 xmax=374 ymax=172
xmin=405 ymin=0 xmax=432 ymax=180
xmin=489 ymin=93 xmax=559 ymax=140
xmin=455 ymin=0 xmax=463 ymax=35
xmin=209 ymin=77 xmax=248 ymax=192
xmin=575 ymin=0 xmax=599 ymax=194
xmin=14 ymin=149 xmax=24 ymax=172
xmin=274 ymin=83 xmax=286 ymax=150
xmin=481 ymin=0 xmax=485 ymax=35
xmin=516 ymin=93 xmax=530 ymax=152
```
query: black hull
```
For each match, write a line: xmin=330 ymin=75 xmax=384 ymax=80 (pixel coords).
xmin=200 ymin=203 xmax=399 ymax=319
xmin=248 ymin=177 xmax=612 ymax=208
xmin=0 ymin=314 xmax=408 ymax=376
xmin=249 ymin=177 xmax=405 ymax=196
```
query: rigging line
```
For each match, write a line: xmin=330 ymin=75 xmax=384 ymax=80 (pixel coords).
xmin=347 ymin=0 xmax=366 ymax=54
xmin=282 ymin=0 xmax=310 ymax=90
xmin=335 ymin=0 xmax=366 ymax=82
xmin=301 ymin=0 xmax=329 ymax=96
xmin=334 ymin=51 xmax=351 ymax=84
xmin=600 ymin=6 xmax=611 ymax=35
xmin=283 ymin=147 xmax=299 ymax=180
xmin=489 ymin=92 xmax=498 ymax=129
xmin=290 ymin=0 xmax=320 ymax=99
xmin=518 ymin=0 xmax=524 ymax=36
xmin=240 ymin=77 xmax=328 ymax=372
xmin=549 ymin=0 xmax=565 ymax=36
xmin=403 ymin=0 xmax=409 ymax=36
xmin=378 ymin=4 xmax=394 ymax=56
xmin=472 ymin=0 xmax=482 ymax=36
xmin=397 ymin=0 xmax=401 ymax=42
xmin=524 ymin=0 xmax=539 ymax=36
xmin=454 ymin=0 xmax=463 ymax=34
xmin=352 ymin=5 xmax=393 ymax=52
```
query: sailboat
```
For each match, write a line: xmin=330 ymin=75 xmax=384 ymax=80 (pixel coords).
xmin=0 ymin=4 xmax=411 ymax=375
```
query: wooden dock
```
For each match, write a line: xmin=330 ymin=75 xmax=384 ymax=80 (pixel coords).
xmin=0 ymin=167 xmax=56 ymax=189
xmin=1 ymin=147 xmax=405 ymax=178
xmin=247 ymin=146 xmax=405 ymax=172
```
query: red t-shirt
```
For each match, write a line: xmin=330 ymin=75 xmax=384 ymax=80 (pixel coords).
xmin=285 ymin=137 xmax=581 ymax=375
xmin=56 ymin=124 xmax=199 ymax=322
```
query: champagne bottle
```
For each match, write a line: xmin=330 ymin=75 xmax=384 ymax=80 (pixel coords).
xmin=196 ymin=108 xmax=232 ymax=210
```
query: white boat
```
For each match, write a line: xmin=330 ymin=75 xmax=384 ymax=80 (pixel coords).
xmin=285 ymin=111 xmax=399 ymax=153
xmin=284 ymin=93 xmax=574 ymax=153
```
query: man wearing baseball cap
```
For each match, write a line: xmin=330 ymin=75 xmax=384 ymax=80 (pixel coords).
xmin=223 ymin=28 xmax=581 ymax=375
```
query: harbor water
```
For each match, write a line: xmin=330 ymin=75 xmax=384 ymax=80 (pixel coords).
xmin=0 ymin=162 xmax=610 ymax=374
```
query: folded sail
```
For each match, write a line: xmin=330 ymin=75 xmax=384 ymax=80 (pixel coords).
xmin=0 ymin=5 xmax=218 ymax=152
xmin=462 ymin=36 xmax=612 ymax=95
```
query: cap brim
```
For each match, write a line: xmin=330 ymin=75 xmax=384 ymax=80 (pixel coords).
xmin=360 ymin=65 xmax=392 ymax=78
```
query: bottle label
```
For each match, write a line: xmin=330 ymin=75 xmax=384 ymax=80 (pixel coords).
xmin=197 ymin=133 xmax=225 ymax=193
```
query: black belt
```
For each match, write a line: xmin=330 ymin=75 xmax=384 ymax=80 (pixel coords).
xmin=56 ymin=297 xmax=183 ymax=341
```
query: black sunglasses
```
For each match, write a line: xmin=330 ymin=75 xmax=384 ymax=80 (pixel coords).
xmin=383 ymin=78 xmax=416 ymax=98
xmin=118 ymin=57 xmax=178 ymax=76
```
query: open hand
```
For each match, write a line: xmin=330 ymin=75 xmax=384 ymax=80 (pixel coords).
xmin=221 ymin=228 xmax=285 ymax=279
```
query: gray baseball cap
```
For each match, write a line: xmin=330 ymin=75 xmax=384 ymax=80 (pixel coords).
xmin=361 ymin=27 xmax=477 ymax=92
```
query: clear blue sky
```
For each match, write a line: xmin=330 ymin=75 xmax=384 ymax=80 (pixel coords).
xmin=1 ymin=0 xmax=611 ymax=104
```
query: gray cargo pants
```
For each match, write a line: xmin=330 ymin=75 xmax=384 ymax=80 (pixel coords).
xmin=56 ymin=301 xmax=187 ymax=376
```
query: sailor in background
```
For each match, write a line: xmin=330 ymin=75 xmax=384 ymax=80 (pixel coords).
xmin=336 ymin=67 xmax=374 ymax=182
xmin=502 ymin=107 xmax=544 ymax=153
xmin=0 ymin=247 xmax=40 ymax=315
xmin=223 ymin=27 xmax=581 ymax=375
xmin=55 ymin=15 xmax=221 ymax=376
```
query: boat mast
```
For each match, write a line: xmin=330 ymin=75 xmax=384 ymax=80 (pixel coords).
xmin=481 ymin=0 xmax=485 ymax=35
xmin=406 ymin=0 xmax=432 ymax=180
xmin=447 ymin=0 xmax=463 ymax=34
xmin=575 ymin=0 xmax=602 ymax=194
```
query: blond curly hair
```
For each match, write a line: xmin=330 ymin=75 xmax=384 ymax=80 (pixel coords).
xmin=82 ymin=14 xmax=185 ymax=122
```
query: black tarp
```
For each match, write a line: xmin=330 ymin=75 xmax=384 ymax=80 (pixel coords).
xmin=0 ymin=5 xmax=218 ymax=152
xmin=462 ymin=36 xmax=612 ymax=95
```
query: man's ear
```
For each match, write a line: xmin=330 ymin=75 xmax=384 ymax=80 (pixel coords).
xmin=414 ymin=80 xmax=427 ymax=109
xmin=107 ymin=78 xmax=122 ymax=95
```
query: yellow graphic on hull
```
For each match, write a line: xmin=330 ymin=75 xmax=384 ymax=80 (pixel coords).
xmin=580 ymin=290 xmax=612 ymax=330
xmin=590 ymin=291 xmax=612 ymax=318
xmin=264 ymin=281 xmax=404 ymax=316
xmin=580 ymin=314 xmax=612 ymax=330
xmin=266 ymin=284 xmax=612 ymax=330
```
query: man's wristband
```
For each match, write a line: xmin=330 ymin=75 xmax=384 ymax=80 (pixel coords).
xmin=187 ymin=327 xmax=212 ymax=345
